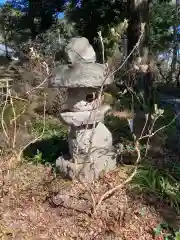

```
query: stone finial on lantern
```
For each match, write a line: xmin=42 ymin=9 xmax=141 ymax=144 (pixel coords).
xmin=49 ymin=37 xmax=116 ymax=181
xmin=65 ymin=37 xmax=96 ymax=64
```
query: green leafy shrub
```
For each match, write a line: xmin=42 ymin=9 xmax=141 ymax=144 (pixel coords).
xmin=132 ymin=164 xmax=180 ymax=211
xmin=153 ymin=223 xmax=180 ymax=240
xmin=31 ymin=119 xmax=68 ymax=140
xmin=23 ymin=119 xmax=68 ymax=165
xmin=175 ymin=231 xmax=180 ymax=240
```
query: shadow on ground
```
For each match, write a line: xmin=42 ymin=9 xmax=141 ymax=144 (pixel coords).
xmin=23 ymin=135 xmax=69 ymax=165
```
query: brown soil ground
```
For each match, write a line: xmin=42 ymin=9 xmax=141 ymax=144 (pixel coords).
xmin=0 ymin=153 xmax=179 ymax=240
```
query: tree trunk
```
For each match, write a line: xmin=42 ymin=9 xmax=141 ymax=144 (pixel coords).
xmin=126 ymin=0 xmax=155 ymax=137
xmin=40 ymin=10 xmax=53 ymax=33
xmin=28 ymin=1 xmax=38 ymax=39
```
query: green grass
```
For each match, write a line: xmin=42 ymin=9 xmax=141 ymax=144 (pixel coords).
xmin=132 ymin=162 xmax=180 ymax=212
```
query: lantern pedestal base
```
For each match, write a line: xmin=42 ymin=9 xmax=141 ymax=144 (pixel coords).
xmin=56 ymin=151 xmax=116 ymax=182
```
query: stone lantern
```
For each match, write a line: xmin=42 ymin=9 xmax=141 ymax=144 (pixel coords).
xmin=49 ymin=37 xmax=116 ymax=181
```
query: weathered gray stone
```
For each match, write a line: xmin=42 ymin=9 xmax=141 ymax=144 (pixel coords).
xmin=51 ymin=62 xmax=113 ymax=88
xmin=65 ymin=37 xmax=96 ymax=64
xmin=66 ymin=88 xmax=100 ymax=112
xmin=68 ymin=122 xmax=113 ymax=156
xmin=67 ymin=99 xmax=99 ymax=112
xmin=60 ymin=105 xmax=111 ymax=127
xmin=56 ymin=151 xmax=116 ymax=182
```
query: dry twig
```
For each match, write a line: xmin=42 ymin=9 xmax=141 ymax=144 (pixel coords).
xmin=95 ymin=140 xmax=141 ymax=212
xmin=17 ymin=93 xmax=47 ymax=161
xmin=9 ymin=89 xmax=17 ymax=148
xmin=1 ymin=80 xmax=10 ymax=145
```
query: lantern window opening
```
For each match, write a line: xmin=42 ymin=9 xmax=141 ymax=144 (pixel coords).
xmin=86 ymin=92 xmax=99 ymax=103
